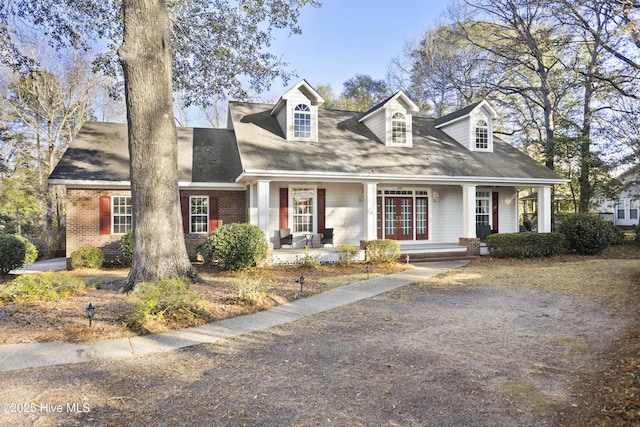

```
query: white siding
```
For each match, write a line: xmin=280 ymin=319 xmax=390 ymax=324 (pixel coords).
xmin=267 ymin=183 xmax=363 ymax=247
xmin=324 ymin=183 xmax=364 ymax=247
xmin=497 ymin=188 xmax=518 ymax=233
xmin=265 ymin=184 xmax=519 ymax=247
xmin=274 ymin=107 xmax=287 ymax=137
xmin=439 ymin=118 xmax=470 ymax=150
xmin=284 ymin=92 xmax=319 ymax=141
xmin=361 ymin=99 xmax=413 ymax=146
xmin=363 ymin=110 xmax=386 ymax=144
xmin=430 ymin=186 xmax=463 ymax=242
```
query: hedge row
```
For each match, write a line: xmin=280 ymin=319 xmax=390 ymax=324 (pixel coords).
xmin=486 ymin=232 xmax=565 ymax=258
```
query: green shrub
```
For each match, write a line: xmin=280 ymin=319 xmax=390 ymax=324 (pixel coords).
xmin=558 ymin=214 xmax=616 ymax=255
xmin=296 ymin=245 xmax=320 ymax=268
xmin=15 ymin=235 xmax=38 ymax=267
xmin=486 ymin=232 xmax=565 ymax=258
xmin=119 ymin=230 xmax=133 ymax=266
xmin=635 ymin=224 xmax=640 ymax=245
xmin=365 ymin=239 xmax=401 ymax=264
xmin=336 ymin=244 xmax=360 ymax=265
xmin=231 ymin=272 xmax=269 ymax=305
xmin=0 ymin=234 xmax=26 ymax=275
xmin=609 ymin=224 xmax=626 ymax=245
xmin=0 ymin=271 xmax=87 ymax=302
xmin=70 ymin=247 xmax=104 ymax=269
xmin=126 ymin=278 xmax=210 ymax=326
xmin=198 ymin=223 xmax=267 ymax=271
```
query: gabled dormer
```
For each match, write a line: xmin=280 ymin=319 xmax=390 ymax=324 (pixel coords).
xmin=271 ymin=80 xmax=324 ymax=142
xmin=358 ymin=91 xmax=419 ymax=148
xmin=434 ymin=100 xmax=498 ymax=152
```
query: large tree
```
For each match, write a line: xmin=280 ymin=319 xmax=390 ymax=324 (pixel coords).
xmin=1 ymin=43 xmax=98 ymax=250
xmin=389 ymin=25 xmax=496 ymax=118
xmin=457 ymin=0 xmax=571 ymax=171
xmin=339 ymin=74 xmax=391 ymax=112
xmin=0 ymin=0 xmax=318 ymax=290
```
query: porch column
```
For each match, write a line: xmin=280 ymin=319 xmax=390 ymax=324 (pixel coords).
xmin=256 ymin=180 xmax=271 ymax=238
xmin=363 ymin=182 xmax=378 ymax=241
xmin=537 ymin=186 xmax=552 ymax=232
xmin=461 ymin=184 xmax=477 ymax=238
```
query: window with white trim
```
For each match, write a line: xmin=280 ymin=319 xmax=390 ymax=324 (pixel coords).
xmin=631 ymin=199 xmax=638 ymax=220
xmin=391 ymin=112 xmax=407 ymax=144
xmin=475 ymin=119 xmax=488 ymax=149
xmin=294 ymin=104 xmax=311 ymax=138
xmin=476 ymin=191 xmax=491 ymax=226
xmin=291 ymin=187 xmax=315 ymax=233
xmin=616 ymin=199 xmax=625 ymax=219
xmin=190 ymin=196 xmax=209 ymax=234
xmin=112 ymin=196 xmax=132 ymax=234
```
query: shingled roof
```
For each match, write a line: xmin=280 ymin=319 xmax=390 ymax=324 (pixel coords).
xmin=50 ymin=103 xmax=563 ymax=187
xmin=229 ymin=102 xmax=563 ymax=184
xmin=49 ymin=122 xmax=242 ymax=185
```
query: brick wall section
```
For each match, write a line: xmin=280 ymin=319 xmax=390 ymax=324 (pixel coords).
xmin=180 ymin=190 xmax=247 ymax=259
xmin=459 ymin=237 xmax=480 ymax=256
xmin=66 ymin=188 xmax=247 ymax=265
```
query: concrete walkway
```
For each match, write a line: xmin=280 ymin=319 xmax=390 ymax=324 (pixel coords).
xmin=0 ymin=260 xmax=468 ymax=373
xmin=9 ymin=257 xmax=66 ymax=275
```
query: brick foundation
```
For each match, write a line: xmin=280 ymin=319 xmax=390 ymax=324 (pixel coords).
xmin=459 ymin=237 xmax=480 ymax=256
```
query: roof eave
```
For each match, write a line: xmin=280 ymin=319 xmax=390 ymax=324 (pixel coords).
xmin=49 ymin=179 xmax=245 ymax=190
xmin=236 ymin=169 xmax=568 ymax=186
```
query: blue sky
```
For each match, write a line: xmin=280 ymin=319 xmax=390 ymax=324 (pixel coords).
xmin=263 ymin=0 xmax=452 ymax=101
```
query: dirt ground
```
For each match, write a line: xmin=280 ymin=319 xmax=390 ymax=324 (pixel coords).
xmin=0 ymin=246 xmax=639 ymax=426
xmin=0 ymin=263 xmax=407 ymax=345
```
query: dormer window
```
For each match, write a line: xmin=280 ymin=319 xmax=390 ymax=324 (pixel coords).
xmin=358 ymin=91 xmax=418 ymax=147
xmin=391 ymin=112 xmax=407 ymax=144
xmin=294 ymin=104 xmax=311 ymax=138
xmin=475 ymin=119 xmax=488 ymax=150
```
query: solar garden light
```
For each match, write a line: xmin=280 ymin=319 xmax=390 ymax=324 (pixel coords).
xmin=295 ymin=275 xmax=305 ymax=292
xmin=86 ymin=303 xmax=96 ymax=327
xmin=365 ymin=262 xmax=371 ymax=279
xmin=406 ymin=254 xmax=410 ymax=264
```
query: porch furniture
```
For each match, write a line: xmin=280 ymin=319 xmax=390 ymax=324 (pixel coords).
xmin=321 ymin=228 xmax=334 ymax=246
xmin=279 ymin=228 xmax=293 ymax=248
xmin=476 ymin=224 xmax=492 ymax=241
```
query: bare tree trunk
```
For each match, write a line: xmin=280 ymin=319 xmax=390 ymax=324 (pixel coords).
xmin=118 ymin=0 xmax=194 ymax=291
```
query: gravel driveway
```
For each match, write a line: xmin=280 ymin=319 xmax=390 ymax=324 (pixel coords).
xmin=0 ymin=275 xmax=626 ymax=426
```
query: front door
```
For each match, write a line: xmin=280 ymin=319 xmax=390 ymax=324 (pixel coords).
xmin=384 ymin=197 xmax=413 ymax=240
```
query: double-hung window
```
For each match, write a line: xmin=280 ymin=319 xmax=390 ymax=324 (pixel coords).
xmin=112 ymin=196 xmax=132 ymax=234
xmin=294 ymin=104 xmax=311 ymax=138
xmin=616 ymin=199 xmax=625 ymax=219
xmin=190 ymin=196 xmax=209 ymax=233
xmin=476 ymin=191 xmax=491 ymax=226
xmin=291 ymin=187 xmax=315 ymax=233
xmin=631 ymin=199 xmax=638 ymax=220
xmin=475 ymin=120 xmax=488 ymax=150
xmin=391 ymin=112 xmax=407 ymax=144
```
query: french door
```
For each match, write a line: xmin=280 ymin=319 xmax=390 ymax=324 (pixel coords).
xmin=377 ymin=195 xmax=429 ymax=240
xmin=384 ymin=197 xmax=413 ymax=240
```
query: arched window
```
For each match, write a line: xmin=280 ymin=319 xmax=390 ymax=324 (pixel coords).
xmin=391 ymin=112 xmax=407 ymax=144
xmin=475 ymin=119 xmax=488 ymax=149
xmin=294 ymin=104 xmax=311 ymax=138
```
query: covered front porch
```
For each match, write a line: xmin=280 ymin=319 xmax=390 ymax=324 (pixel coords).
xmin=271 ymin=241 xmax=473 ymax=265
xmin=246 ymin=179 xmax=554 ymax=264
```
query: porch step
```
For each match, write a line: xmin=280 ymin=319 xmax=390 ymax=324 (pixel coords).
xmin=400 ymin=251 xmax=474 ymax=263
